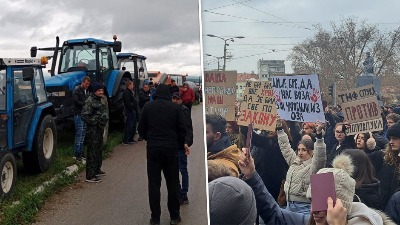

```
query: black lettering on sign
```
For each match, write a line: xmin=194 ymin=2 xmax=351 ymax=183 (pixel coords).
xmin=248 ymin=88 xmax=257 ymax=95
xmin=288 ymin=79 xmax=297 ymax=89
xmin=245 ymin=81 xmax=252 ymax=87
xmin=299 ymin=78 xmax=312 ymax=90
xmin=280 ymin=89 xmax=292 ymax=99
xmin=273 ymin=78 xmax=287 ymax=89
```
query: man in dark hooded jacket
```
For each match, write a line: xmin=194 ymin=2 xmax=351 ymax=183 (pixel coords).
xmin=138 ymin=84 xmax=187 ymax=225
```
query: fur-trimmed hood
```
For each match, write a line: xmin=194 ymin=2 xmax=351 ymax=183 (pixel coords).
xmin=348 ymin=202 xmax=396 ymax=225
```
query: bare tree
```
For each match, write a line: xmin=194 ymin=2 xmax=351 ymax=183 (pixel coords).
xmin=288 ymin=17 xmax=400 ymax=95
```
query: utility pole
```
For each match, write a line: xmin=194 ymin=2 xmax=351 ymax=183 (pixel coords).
xmin=206 ymin=34 xmax=244 ymax=71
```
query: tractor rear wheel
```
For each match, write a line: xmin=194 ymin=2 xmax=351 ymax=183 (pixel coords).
xmin=23 ymin=115 xmax=57 ymax=173
xmin=0 ymin=152 xmax=16 ymax=200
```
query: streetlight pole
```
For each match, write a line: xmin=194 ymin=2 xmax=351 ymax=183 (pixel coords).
xmin=207 ymin=34 xmax=244 ymax=71
xmin=205 ymin=54 xmax=223 ymax=71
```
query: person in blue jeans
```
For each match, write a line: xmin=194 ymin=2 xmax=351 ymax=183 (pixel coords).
xmin=172 ymin=92 xmax=193 ymax=205
xmin=72 ymin=76 xmax=91 ymax=161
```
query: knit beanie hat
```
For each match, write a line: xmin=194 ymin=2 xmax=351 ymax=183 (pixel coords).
xmin=91 ymin=82 xmax=103 ymax=93
xmin=209 ymin=176 xmax=257 ymax=225
xmin=387 ymin=121 xmax=400 ymax=139
xmin=307 ymin=154 xmax=355 ymax=212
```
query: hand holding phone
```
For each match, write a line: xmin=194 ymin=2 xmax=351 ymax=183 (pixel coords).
xmin=245 ymin=124 xmax=253 ymax=159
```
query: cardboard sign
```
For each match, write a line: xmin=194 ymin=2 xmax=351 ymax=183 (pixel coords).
xmin=337 ymin=84 xmax=376 ymax=104
xmin=238 ymin=81 xmax=277 ymax=131
xmin=272 ymin=74 xmax=324 ymax=122
xmin=347 ymin=118 xmax=384 ymax=135
xmin=342 ymin=96 xmax=381 ymax=123
xmin=310 ymin=172 xmax=336 ymax=212
xmin=204 ymin=71 xmax=237 ymax=121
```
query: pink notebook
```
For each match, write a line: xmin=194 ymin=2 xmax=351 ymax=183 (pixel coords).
xmin=310 ymin=172 xmax=336 ymax=211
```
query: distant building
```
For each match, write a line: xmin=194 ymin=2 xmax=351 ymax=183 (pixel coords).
xmin=236 ymin=72 xmax=259 ymax=101
xmin=258 ymin=59 xmax=285 ymax=81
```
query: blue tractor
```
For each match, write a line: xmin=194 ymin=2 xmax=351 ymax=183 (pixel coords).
xmin=0 ymin=58 xmax=57 ymax=199
xmin=30 ymin=36 xmax=133 ymax=127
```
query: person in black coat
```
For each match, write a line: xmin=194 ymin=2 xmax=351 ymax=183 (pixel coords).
xmin=138 ymin=84 xmax=187 ymax=225
xmin=369 ymin=121 xmax=400 ymax=209
xmin=342 ymin=149 xmax=382 ymax=210
xmin=123 ymin=80 xmax=138 ymax=144
xmin=326 ymin=123 xmax=356 ymax=167
xmin=241 ymin=124 xmax=289 ymax=202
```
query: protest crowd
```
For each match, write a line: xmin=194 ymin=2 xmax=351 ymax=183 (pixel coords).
xmin=206 ymin=71 xmax=400 ymax=225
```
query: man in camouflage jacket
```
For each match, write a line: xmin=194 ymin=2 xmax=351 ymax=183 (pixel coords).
xmin=81 ymin=82 xmax=109 ymax=182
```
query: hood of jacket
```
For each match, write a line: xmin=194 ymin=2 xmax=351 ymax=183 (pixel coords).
xmin=208 ymin=144 xmax=241 ymax=177
xmin=347 ymin=202 xmax=396 ymax=225
xmin=153 ymin=84 xmax=171 ymax=100
xmin=208 ymin=135 xmax=232 ymax=155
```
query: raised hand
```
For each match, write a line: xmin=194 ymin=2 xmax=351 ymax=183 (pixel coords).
xmin=326 ymin=198 xmax=347 ymax=225
xmin=238 ymin=148 xmax=255 ymax=179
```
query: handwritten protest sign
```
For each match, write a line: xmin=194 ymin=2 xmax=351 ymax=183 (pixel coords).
xmin=204 ymin=71 xmax=237 ymax=121
xmin=340 ymin=86 xmax=383 ymax=135
xmin=337 ymin=84 xmax=376 ymax=104
xmin=347 ymin=118 xmax=384 ymax=135
xmin=342 ymin=96 xmax=381 ymax=123
xmin=238 ymin=81 xmax=277 ymax=131
xmin=272 ymin=74 xmax=324 ymax=122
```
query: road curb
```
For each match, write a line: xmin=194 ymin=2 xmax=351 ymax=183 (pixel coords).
xmin=10 ymin=163 xmax=82 ymax=207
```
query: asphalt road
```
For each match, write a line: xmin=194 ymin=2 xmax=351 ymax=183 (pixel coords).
xmin=33 ymin=104 xmax=208 ymax=225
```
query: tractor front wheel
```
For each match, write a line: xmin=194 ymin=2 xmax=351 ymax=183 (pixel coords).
xmin=23 ymin=115 xmax=57 ymax=173
xmin=0 ymin=153 xmax=16 ymax=200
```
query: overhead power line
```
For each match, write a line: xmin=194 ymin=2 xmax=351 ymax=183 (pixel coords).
xmin=203 ymin=10 xmax=315 ymax=31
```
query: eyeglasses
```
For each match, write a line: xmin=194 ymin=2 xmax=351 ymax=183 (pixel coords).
xmin=335 ymin=130 xmax=344 ymax=134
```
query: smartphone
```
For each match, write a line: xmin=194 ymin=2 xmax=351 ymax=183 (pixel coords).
xmin=310 ymin=172 xmax=336 ymax=211
xmin=245 ymin=124 xmax=253 ymax=158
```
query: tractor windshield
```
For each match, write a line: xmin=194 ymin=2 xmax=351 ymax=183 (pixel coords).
xmin=119 ymin=58 xmax=148 ymax=79
xmin=59 ymin=44 xmax=96 ymax=73
xmin=0 ymin=71 xmax=6 ymax=110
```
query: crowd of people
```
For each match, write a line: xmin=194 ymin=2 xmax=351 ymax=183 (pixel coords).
xmin=207 ymin=104 xmax=400 ymax=225
xmin=72 ymin=77 xmax=195 ymax=225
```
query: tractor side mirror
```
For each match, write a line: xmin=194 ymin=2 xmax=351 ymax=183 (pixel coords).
xmin=30 ymin=46 xmax=38 ymax=57
xmin=113 ymin=41 xmax=122 ymax=52
xmin=22 ymin=67 xmax=34 ymax=81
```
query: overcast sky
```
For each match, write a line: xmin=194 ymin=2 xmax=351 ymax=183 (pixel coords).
xmin=201 ymin=0 xmax=400 ymax=74
xmin=0 ymin=0 xmax=201 ymax=76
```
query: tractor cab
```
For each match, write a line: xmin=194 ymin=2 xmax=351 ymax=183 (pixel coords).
xmin=117 ymin=53 xmax=148 ymax=89
xmin=0 ymin=58 xmax=57 ymax=199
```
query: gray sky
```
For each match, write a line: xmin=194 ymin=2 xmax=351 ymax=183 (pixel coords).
xmin=201 ymin=0 xmax=400 ymax=73
xmin=0 ymin=0 xmax=201 ymax=76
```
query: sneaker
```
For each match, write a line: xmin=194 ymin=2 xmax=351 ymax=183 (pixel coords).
xmin=179 ymin=195 xmax=189 ymax=205
xmin=170 ymin=216 xmax=181 ymax=225
xmin=85 ymin=177 xmax=102 ymax=183
xmin=149 ymin=218 xmax=160 ymax=225
xmin=96 ymin=170 xmax=106 ymax=176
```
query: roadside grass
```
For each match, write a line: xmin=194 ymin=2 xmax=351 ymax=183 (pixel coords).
xmin=0 ymin=128 xmax=123 ymax=225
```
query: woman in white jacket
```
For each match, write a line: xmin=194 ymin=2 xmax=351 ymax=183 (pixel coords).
xmin=276 ymin=119 xmax=326 ymax=214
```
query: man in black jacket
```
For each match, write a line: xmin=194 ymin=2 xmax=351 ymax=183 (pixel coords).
xmin=138 ymin=84 xmax=187 ymax=225
xmin=138 ymin=84 xmax=151 ymax=141
xmin=172 ymin=92 xmax=193 ymax=205
xmin=72 ymin=76 xmax=91 ymax=161
xmin=123 ymin=80 xmax=138 ymax=144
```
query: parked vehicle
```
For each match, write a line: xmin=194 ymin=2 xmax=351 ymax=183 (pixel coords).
xmin=0 ymin=58 xmax=57 ymax=199
xmin=30 ymin=36 xmax=129 ymax=126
